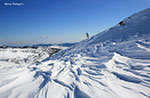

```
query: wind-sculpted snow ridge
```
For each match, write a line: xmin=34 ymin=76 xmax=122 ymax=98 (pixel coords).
xmin=0 ymin=8 xmax=150 ymax=98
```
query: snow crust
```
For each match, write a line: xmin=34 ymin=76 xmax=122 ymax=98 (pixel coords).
xmin=0 ymin=8 xmax=150 ymax=98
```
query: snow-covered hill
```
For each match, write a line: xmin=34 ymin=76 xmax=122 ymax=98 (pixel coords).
xmin=0 ymin=47 xmax=60 ymax=65
xmin=0 ymin=8 xmax=150 ymax=98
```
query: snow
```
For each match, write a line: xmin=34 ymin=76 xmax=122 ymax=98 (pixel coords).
xmin=0 ymin=8 xmax=150 ymax=98
xmin=0 ymin=47 xmax=60 ymax=65
xmin=49 ymin=45 xmax=68 ymax=50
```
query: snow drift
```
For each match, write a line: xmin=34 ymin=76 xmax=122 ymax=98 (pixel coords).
xmin=0 ymin=8 xmax=150 ymax=98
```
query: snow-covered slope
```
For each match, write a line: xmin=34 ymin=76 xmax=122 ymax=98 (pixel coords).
xmin=0 ymin=9 xmax=150 ymax=98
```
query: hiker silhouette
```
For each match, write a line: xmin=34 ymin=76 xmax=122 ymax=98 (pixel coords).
xmin=86 ymin=32 xmax=89 ymax=39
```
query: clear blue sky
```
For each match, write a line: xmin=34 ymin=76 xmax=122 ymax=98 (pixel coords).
xmin=0 ymin=0 xmax=150 ymax=45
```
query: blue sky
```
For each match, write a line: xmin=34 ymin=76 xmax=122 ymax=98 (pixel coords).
xmin=0 ymin=0 xmax=150 ymax=45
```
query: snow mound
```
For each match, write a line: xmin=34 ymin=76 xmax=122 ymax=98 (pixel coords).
xmin=0 ymin=9 xmax=150 ymax=98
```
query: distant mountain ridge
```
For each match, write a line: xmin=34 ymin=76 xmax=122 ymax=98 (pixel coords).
xmin=30 ymin=42 xmax=77 ymax=47
xmin=0 ymin=42 xmax=77 ymax=48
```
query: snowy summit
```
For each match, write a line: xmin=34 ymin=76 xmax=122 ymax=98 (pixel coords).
xmin=0 ymin=9 xmax=150 ymax=98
